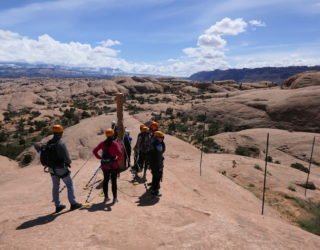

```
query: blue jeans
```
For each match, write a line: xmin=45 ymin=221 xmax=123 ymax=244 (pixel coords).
xmin=51 ymin=168 xmax=77 ymax=207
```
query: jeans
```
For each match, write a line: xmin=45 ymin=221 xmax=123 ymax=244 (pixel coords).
xmin=51 ymin=168 xmax=77 ymax=207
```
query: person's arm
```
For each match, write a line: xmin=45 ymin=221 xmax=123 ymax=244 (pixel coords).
xmin=93 ymin=142 xmax=103 ymax=160
xmin=57 ymin=141 xmax=72 ymax=165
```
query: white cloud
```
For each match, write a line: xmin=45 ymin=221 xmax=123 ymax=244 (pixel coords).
xmin=0 ymin=30 xmax=125 ymax=68
xmin=198 ymin=34 xmax=226 ymax=48
xmin=231 ymin=50 xmax=320 ymax=68
xmin=249 ymin=20 xmax=266 ymax=27
xmin=205 ymin=18 xmax=248 ymax=36
xmin=0 ymin=17 xmax=265 ymax=76
xmin=98 ymin=39 xmax=121 ymax=47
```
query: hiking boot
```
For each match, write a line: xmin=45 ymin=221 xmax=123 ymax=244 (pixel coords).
xmin=112 ymin=197 xmax=118 ymax=204
xmin=70 ymin=202 xmax=82 ymax=211
xmin=55 ymin=204 xmax=66 ymax=213
xmin=104 ymin=197 xmax=110 ymax=203
xmin=151 ymin=190 xmax=160 ymax=196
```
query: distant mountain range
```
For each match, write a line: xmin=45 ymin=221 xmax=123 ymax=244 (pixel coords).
xmin=0 ymin=62 xmax=125 ymax=78
xmin=189 ymin=66 xmax=320 ymax=83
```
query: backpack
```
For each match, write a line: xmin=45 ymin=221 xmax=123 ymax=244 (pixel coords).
xmin=140 ymin=133 xmax=152 ymax=153
xmin=40 ymin=142 xmax=60 ymax=168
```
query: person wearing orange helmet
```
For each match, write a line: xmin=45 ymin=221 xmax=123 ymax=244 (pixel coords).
xmin=93 ymin=128 xmax=123 ymax=204
xmin=37 ymin=125 xmax=82 ymax=213
xmin=149 ymin=130 xmax=166 ymax=196
xmin=134 ymin=125 xmax=152 ymax=181
xmin=149 ymin=121 xmax=159 ymax=135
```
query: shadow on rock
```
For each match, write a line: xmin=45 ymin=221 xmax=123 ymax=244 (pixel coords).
xmin=16 ymin=210 xmax=71 ymax=230
xmin=136 ymin=191 xmax=159 ymax=207
xmin=81 ymin=202 xmax=113 ymax=212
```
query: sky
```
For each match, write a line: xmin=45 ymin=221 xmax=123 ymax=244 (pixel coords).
xmin=0 ymin=0 xmax=320 ymax=77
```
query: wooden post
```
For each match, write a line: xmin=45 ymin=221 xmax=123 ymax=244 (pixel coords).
xmin=199 ymin=112 xmax=206 ymax=176
xmin=262 ymin=133 xmax=269 ymax=215
xmin=305 ymin=136 xmax=316 ymax=196
xmin=116 ymin=93 xmax=125 ymax=170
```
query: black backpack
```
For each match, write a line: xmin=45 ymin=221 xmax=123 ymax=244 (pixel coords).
xmin=40 ymin=142 xmax=60 ymax=168
xmin=140 ymin=133 xmax=152 ymax=153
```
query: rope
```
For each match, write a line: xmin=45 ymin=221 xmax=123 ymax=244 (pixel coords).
xmin=59 ymin=155 xmax=93 ymax=193
xmin=84 ymin=168 xmax=100 ymax=204
xmin=83 ymin=164 xmax=101 ymax=189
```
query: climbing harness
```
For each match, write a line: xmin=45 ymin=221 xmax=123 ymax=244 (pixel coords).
xmin=59 ymin=155 xmax=93 ymax=193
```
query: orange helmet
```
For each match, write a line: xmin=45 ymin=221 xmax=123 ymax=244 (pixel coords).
xmin=141 ymin=126 xmax=149 ymax=133
xmin=150 ymin=121 xmax=159 ymax=130
xmin=105 ymin=128 xmax=115 ymax=138
xmin=52 ymin=124 xmax=64 ymax=133
xmin=154 ymin=131 xmax=164 ymax=138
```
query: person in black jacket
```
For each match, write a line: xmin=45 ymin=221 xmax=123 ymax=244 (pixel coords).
xmin=37 ymin=125 xmax=82 ymax=213
xmin=149 ymin=131 xmax=166 ymax=196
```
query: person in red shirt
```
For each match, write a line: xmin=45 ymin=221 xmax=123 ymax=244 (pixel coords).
xmin=93 ymin=128 xmax=122 ymax=204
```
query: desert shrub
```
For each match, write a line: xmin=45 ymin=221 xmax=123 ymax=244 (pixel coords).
xmin=136 ymin=96 xmax=145 ymax=104
xmin=288 ymin=184 xmax=296 ymax=192
xmin=249 ymin=183 xmax=255 ymax=188
xmin=3 ymin=111 xmax=18 ymax=121
xmin=297 ymin=182 xmax=316 ymax=190
xmin=20 ymin=154 xmax=33 ymax=166
xmin=0 ymin=131 xmax=8 ymax=142
xmin=34 ymin=120 xmax=47 ymax=131
xmin=165 ymin=107 xmax=173 ymax=115
xmin=291 ymin=162 xmax=309 ymax=173
xmin=126 ymin=104 xmax=144 ymax=114
xmin=168 ymin=122 xmax=176 ymax=132
xmin=35 ymin=101 xmax=45 ymax=105
xmin=176 ymin=123 xmax=188 ymax=133
xmin=202 ymin=138 xmax=220 ymax=153
xmin=31 ymin=111 xmax=41 ymax=118
xmin=207 ymin=121 xmax=220 ymax=136
xmin=284 ymin=196 xmax=320 ymax=235
xmin=194 ymin=130 xmax=204 ymax=143
xmin=267 ymin=156 xmax=273 ymax=163
xmin=180 ymin=115 xmax=188 ymax=123
xmin=81 ymin=111 xmax=91 ymax=119
xmin=73 ymin=99 xmax=89 ymax=110
xmin=196 ymin=114 xmax=206 ymax=122
xmin=275 ymin=160 xmax=281 ymax=164
xmin=235 ymin=146 xmax=260 ymax=157
xmin=0 ymin=144 xmax=25 ymax=159
xmin=254 ymin=164 xmax=263 ymax=171
xmin=221 ymin=170 xmax=226 ymax=175
xmin=19 ymin=138 xmax=26 ymax=145
xmin=223 ymin=122 xmax=235 ymax=132
xmin=41 ymin=127 xmax=50 ymax=136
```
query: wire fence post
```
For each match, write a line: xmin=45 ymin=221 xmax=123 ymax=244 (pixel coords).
xmin=261 ymin=133 xmax=269 ymax=215
xmin=305 ymin=136 xmax=316 ymax=197
xmin=199 ymin=112 xmax=206 ymax=176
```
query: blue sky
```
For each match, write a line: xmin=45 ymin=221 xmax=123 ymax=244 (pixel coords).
xmin=0 ymin=0 xmax=320 ymax=76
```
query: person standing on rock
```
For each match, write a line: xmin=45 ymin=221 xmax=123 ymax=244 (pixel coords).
xmin=149 ymin=131 xmax=166 ymax=196
xmin=93 ymin=128 xmax=122 ymax=204
xmin=111 ymin=120 xmax=118 ymax=140
xmin=36 ymin=125 xmax=82 ymax=213
xmin=149 ymin=121 xmax=159 ymax=136
xmin=123 ymin=129 xmax=132 ymax=169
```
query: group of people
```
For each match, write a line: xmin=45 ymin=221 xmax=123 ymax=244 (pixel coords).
xmin=37 ymin=120 xmax=165 ymax=213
